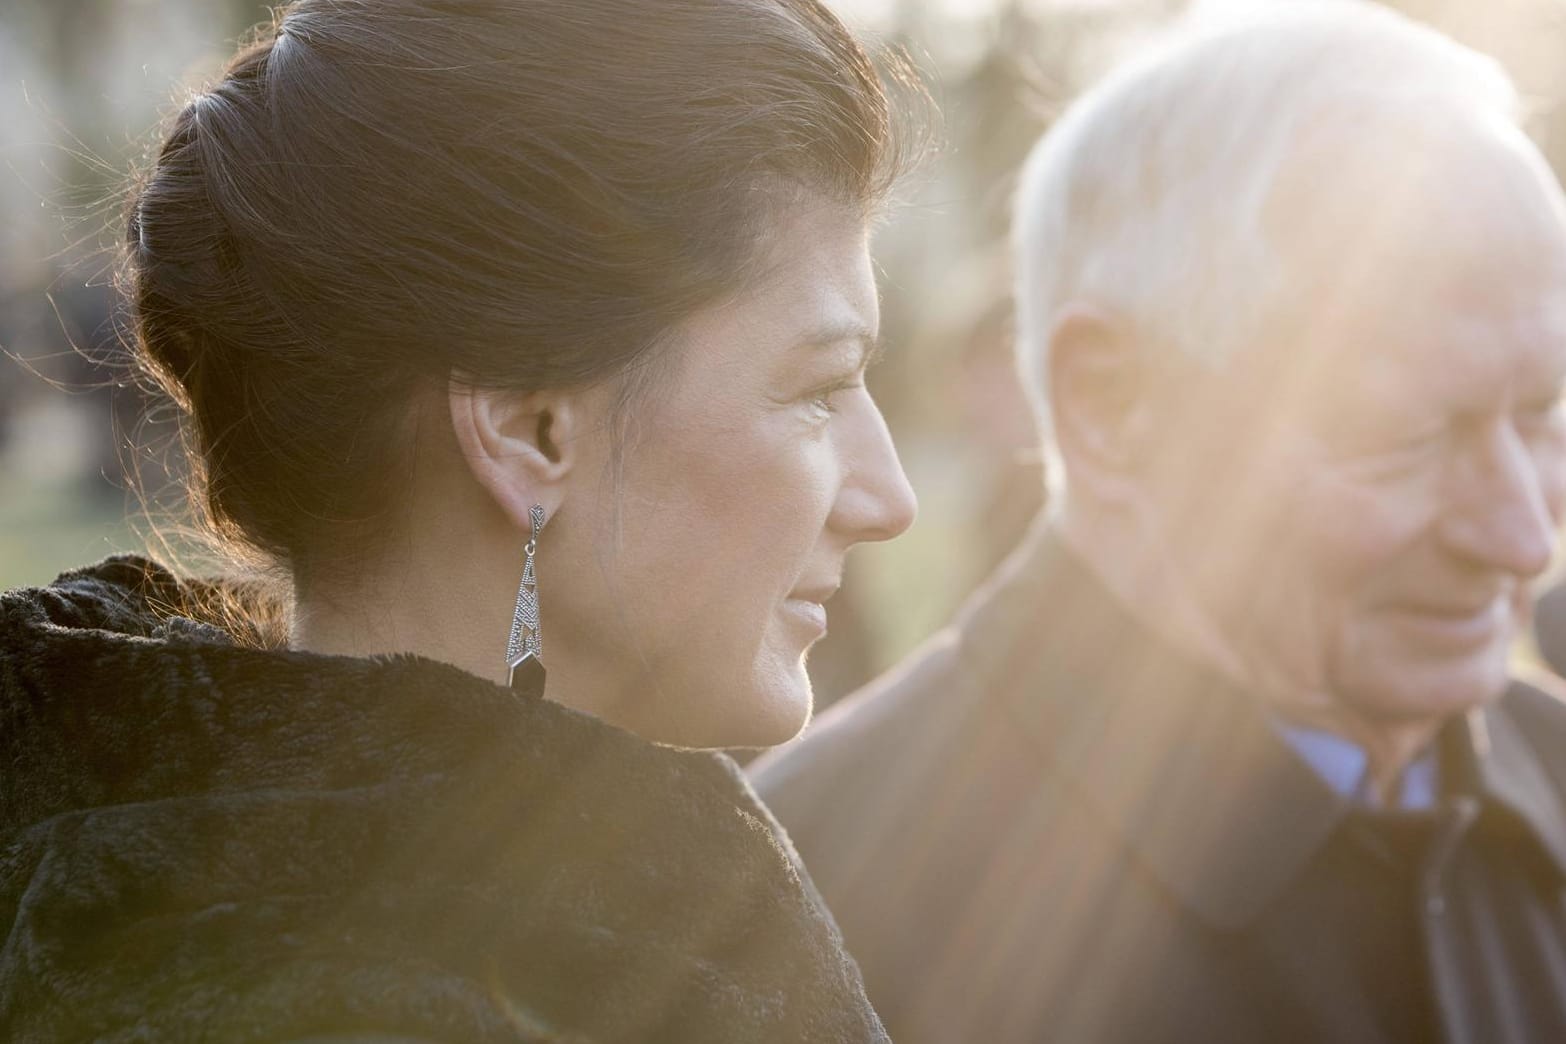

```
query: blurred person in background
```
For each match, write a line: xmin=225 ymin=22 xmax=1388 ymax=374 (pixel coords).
xmin=753 ymin=3 xmax=1566 ymax=1041
xmin=0 ymin=0 xmax=922 ymax=1039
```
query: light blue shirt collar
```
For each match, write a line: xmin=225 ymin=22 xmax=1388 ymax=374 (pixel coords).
xmin=1274 ymin=720 xmax=1440 ymax=811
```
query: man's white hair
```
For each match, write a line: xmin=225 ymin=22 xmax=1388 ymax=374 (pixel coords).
xmin=1013 ymin=0 xmax=1521 ymax=434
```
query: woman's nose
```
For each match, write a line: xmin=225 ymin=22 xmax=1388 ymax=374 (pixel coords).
xmin=830 ymin=397 xmax=917 ymax=544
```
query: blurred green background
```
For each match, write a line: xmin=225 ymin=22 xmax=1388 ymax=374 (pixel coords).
xmin=4 ymin=0 xmax=1566 ymax=703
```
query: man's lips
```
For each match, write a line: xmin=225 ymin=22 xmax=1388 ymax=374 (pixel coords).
xmin=1384 ymin=598 xmax=1508 ymax=649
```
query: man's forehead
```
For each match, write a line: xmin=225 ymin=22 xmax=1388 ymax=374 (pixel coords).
xmin=1242 ymin=120 xmax=1566 ymax=359
xmin=1266 ymin=112 xmax=1566 ymax=279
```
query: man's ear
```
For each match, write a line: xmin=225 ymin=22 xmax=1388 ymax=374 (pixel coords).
xmin=447 ymin=375 xmax=582 ymax=532
xmin=1047 ymin=306 xmax=1157 ymax=505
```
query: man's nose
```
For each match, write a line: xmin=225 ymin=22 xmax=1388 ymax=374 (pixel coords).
xmin=1444 ymin=418 xmax=1559 ymax=578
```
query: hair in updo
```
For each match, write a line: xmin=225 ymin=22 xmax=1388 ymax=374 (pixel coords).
xmin=125 ymin=0 xmax=920 ymax=584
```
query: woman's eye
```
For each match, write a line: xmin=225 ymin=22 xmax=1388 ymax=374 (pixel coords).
xmin=803 ymin=379 xmax=859 ymax=419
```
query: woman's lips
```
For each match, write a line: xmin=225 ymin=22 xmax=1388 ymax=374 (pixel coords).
xmin=784 ymin=598 xmax=829 ymax=637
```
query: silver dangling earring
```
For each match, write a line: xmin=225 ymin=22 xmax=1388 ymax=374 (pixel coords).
xmin=505 ymin=504 xmax=548 ymax=698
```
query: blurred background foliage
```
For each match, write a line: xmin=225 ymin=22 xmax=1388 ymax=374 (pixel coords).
xmin=3 ymin=0 xmax=1566 ymax=705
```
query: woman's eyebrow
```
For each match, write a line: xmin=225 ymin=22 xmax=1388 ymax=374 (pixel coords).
xmin=797 ymin=321 xmax=883 ymax=367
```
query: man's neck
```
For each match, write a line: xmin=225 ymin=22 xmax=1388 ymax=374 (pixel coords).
xmin=1271 ymin=705 xmax=1443 ymax=806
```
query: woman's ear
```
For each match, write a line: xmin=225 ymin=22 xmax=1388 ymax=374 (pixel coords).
xmin=447 ymin=375 xmax=583 ymax=531
xmin=1047 ymin=306 xmax=1157 ymax=505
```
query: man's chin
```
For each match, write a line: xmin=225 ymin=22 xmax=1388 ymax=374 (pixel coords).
xmin=1343 ymin=653 xmax=1513 ymax=728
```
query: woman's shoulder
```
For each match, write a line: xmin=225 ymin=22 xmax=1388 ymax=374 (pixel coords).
xmin=0 ymin=552 xmax=745 ymax=823
xmin=0 ymin=561 xmax=883 ymax=1043
xmin=0 ymin=553 xmax=730 ymax=835
xmin=2 ymin=554 xmax=177 ymax=636
xmin=1 ymin=553 xmax=289 ymax=655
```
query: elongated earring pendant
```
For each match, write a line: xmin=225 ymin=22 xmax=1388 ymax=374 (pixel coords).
xmin=506 ymin=504 xmax=547 ymax=698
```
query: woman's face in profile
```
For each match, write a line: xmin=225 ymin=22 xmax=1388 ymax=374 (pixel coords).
xmin=550 ymin=203 xmax=917 ymax=748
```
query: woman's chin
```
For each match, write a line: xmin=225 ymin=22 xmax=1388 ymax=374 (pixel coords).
xmin=737 ymin=695 xmax=813 ymax=750
xmin=672 ymin=671 xmax=814 ymax=751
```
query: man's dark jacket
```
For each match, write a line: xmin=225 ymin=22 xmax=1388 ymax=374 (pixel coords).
xmin=0 ymin=557 xmax=888 ymax=1043
xmin=751 ymin=521 xmax=1566 ymax=1044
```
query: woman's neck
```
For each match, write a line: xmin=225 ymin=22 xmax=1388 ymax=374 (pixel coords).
xmin=290 ymin=560 xmax=510 ymax=687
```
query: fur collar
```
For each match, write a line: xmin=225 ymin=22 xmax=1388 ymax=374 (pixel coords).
xmin=0 ymin=557 xmax=885 ymax=1043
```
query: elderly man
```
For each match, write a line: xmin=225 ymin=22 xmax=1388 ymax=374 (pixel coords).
xmin=751 ymin=5 xmax=1566 ymax=1042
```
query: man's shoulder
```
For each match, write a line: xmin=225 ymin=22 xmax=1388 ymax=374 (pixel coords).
xmin=749 ymin=624 xmax=971 ymax=825
xmin=1503 ymin=671 xmax=1566 ymax=757
xmin=751 ymin=527 xmax=1071 ymax=815
xmin=747 ymin=563 xmax=1065 ymax=882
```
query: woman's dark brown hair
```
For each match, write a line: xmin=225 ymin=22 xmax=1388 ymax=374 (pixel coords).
xmin=125 ymin=0 xmax=921 ymax=589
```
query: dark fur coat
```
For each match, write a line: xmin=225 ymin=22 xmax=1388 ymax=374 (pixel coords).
xmin=0 ymin=557 xmax=886 ymax=1043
